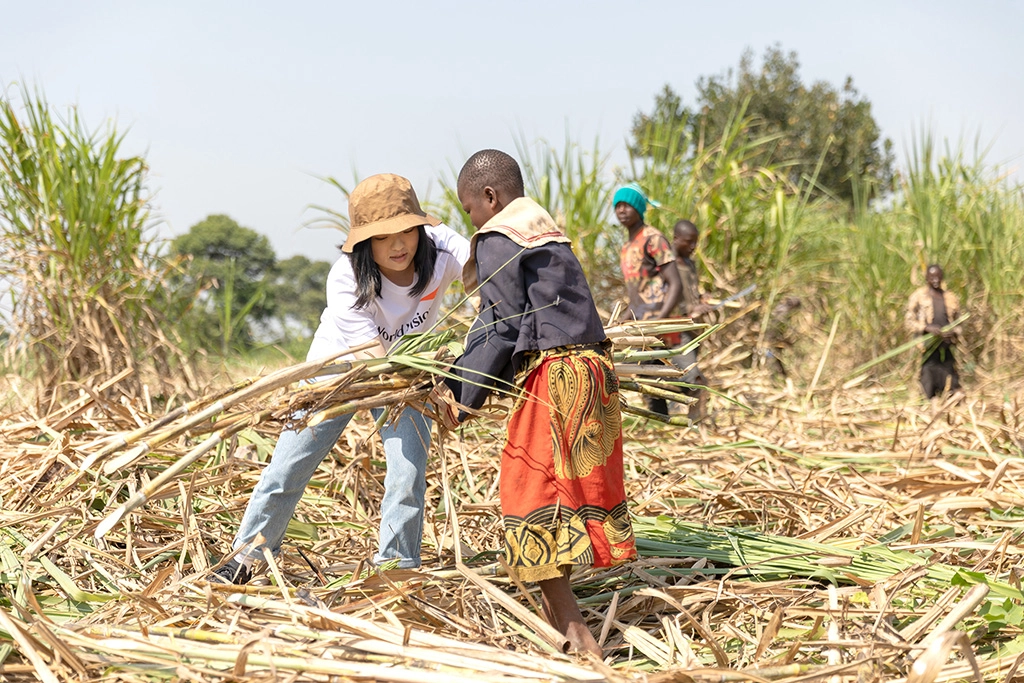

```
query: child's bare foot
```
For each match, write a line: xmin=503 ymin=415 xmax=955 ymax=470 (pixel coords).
xmin=539 ymin=572 xmax=603 ymax=658
xmin=564 ymin=620 xmax=603 ymax=658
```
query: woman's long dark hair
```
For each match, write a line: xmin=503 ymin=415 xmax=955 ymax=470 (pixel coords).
xmin=347 ymin=225 xmax=438 ymax=309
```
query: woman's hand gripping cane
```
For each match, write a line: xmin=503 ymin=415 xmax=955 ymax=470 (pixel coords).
xmin=427 ymin=382 xmax=462 ymax=434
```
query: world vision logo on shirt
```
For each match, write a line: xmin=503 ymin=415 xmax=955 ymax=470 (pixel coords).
xmin=378 ymin=310 xmax=430 ymax=344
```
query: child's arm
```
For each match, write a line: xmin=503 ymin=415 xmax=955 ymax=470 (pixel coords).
xmin=448 ymin=234 xmax=525 ymax=413
xmin=647 ymin=233 xmax=681 ymax=320
xmin=656 ymin=262 xmax=682 ymax=320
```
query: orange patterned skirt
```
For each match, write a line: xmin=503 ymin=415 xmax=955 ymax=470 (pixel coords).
xmin=500 ymin=345 xmax=637 ymax=582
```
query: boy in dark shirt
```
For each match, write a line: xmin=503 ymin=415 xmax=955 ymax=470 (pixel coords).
xmin=443 ymin=149 xmax=636 ymax=657
xmin=672 ymin=220 xmax=711 ymax=420
xmin=671 ymin=222 xmax=712 ymax=419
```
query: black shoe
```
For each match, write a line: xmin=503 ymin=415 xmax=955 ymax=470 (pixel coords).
xmin=210 ymin=559 xmax=251 ymax=584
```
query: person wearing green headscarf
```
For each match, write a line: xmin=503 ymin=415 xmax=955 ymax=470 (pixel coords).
xmin=612 ymin=183 xmax=651 ymax=222
xmin=613 ymin=183 xmax=682 ymax=416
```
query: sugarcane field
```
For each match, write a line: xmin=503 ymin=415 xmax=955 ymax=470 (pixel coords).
xmin=3 ymin=303 xmax=1024 ymax=683
xmin=3 ymin=30 xmax=1024 ymax=683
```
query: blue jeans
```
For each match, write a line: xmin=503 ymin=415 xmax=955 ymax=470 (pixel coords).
xmin=232 ymin=407 xmax=432 ymax=569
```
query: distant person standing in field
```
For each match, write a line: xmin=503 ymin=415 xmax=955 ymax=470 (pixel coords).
xmin=672 ymin=220 xmax=711 ymax=420
xmin=905 ymin=264 xmax=962 ymax=399
xmin=613 ymin=183 xmax=682 ymax=416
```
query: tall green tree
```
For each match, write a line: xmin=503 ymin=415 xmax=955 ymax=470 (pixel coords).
xmin=631 ymin=45 xmax=894 ymax=204
xmin=269 ymin=255 xmax=330 ymax=342
xmin=170 ymin=214 xmax=277 ymax=354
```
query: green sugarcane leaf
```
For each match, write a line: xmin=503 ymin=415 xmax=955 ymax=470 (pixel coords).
xmin=37 ymin=556 xmax=120 ymax=603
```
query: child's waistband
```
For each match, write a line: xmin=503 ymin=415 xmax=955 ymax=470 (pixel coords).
xmin=517 ymin=340 xmax=614 ymax=382
xmin=546 ymin=339 xmax=611 ymax=355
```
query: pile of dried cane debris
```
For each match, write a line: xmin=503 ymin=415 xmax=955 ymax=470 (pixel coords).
xmin=1 ymin=320 xmax=1023 ymax=683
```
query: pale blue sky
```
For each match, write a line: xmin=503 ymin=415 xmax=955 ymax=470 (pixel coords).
xmin=2 ymin=1 xmax=1021 ymax=260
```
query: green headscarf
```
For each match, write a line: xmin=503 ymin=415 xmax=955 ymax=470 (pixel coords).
xmin=613 ymin=183 xmax=655 ymax=220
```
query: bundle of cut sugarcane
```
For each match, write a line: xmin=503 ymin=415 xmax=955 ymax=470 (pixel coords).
xmin=81 ymin=319 xmax=712 ymax=539
xmin=75 ymin=317 xmax=714 ymax=477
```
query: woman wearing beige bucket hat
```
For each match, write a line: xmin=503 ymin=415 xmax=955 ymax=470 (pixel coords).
xmin=214 ymin=174 xmax=470 ymax=583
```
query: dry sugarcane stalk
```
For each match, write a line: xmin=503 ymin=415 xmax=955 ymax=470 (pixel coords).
xmin=456 ymin=561 xmax=571 ymax=654
xmin=77 ymin=375 xmax=260 ymax=470
xmin=5 ymin=361 xmax=1024 ymax=680
xmin=94 ymin=408 xmax=273 ymax=539
xmin=616 ymin=364 xmax=688 ymax=377
xmin=916 ymin=583 xmax=990 ymax=649
xmin=94 ymin=376 xmax=441 ymax=538
xmin=0 ymin=608 xmax=61 ymax=683
xmin=844 ymin=314 xmax=970 ymax=381
xmin=2 ymin=367 xmax=134 ymax=436
xmin=604 ymin=318 xmax=710 ymax=342
xmin=13 ymin=313 xmax=1024 ymax=681
xmin=83 ymin=345 xmax=374 ymax=474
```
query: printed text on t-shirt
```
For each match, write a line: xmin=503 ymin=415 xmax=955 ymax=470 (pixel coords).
xmin=378 ymin=310 xmax=430 ymax=344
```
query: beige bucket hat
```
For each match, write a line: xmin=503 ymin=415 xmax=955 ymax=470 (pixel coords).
xmin=342 ymin=173 xmax=441 ymax=253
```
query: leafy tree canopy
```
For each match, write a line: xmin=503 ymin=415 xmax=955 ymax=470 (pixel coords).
xmin=169 ymin=216 xmax=334 ymax=356
xmin=269 ymin=255 xmax=330 ymax=341
xmin=170 ymin=214 xmax=277 ymax=352
xmin=631 ymin=45 xmax=895 ymax=204
xmin=171 ymin=213 xmax=276 ymax=317
xmin=172 ymin=214 xmax=276 ymax=283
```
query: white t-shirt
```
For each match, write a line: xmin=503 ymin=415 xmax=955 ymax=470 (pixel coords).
xmin=306 ymin=223 xmax=470 ymax=362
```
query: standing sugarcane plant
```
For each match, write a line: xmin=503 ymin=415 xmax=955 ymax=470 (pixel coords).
xmin=899 ymin=132 xmax=1024 ymax=368
xmin=0 ymin=85 xmax=194 ymax=405
xmin=627 ymin=98 xmax=786 ymax=281
xmin=515 ymin=131 xmax=619 ymax=296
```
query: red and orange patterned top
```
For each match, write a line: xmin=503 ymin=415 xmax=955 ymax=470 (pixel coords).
xmin=619 ymin=224 xmax=675 ymax=320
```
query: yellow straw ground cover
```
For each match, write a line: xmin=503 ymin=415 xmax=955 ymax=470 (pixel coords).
xmin=1 ymin=323 xmax=1023 ymax=682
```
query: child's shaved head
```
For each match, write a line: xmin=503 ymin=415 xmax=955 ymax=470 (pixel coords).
xmin=458 ymin=149 xmax=525 ymax=197
xmin=672 ymin=219 xmax=700 ymax=259
xmin=673 ymin=220 xmax=698 ymax=237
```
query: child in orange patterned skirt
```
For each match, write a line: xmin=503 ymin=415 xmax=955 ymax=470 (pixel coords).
xmin=437 ymin=149 xmax=636 ymax=657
